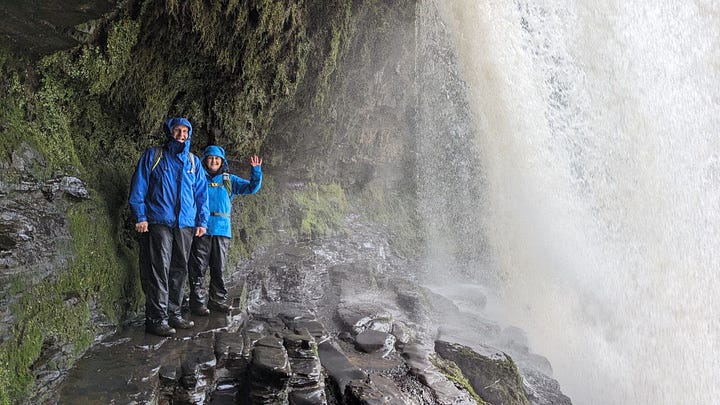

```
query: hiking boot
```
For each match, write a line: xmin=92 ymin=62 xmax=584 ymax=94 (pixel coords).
xmin=146 ymin=322 xmax=176 ymax=337
xmin=190 ymin=305 xmax=210 ymax=316
xmin=208 ymin=300 xmax=231 ymax=313
xmin=169 ymin=317 xmax=195 ymax=329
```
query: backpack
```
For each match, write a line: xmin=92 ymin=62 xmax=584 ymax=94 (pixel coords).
xmin=150 ymin=146 xmax=196 ymax=173
xmin=222 ymin=172 xmax=232 ymax=196
xmin=209 ymin=172 xmax=232 ymax=196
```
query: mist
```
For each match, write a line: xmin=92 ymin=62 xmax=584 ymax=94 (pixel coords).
xmin=417 ymin=0 xmax=720 ymax=403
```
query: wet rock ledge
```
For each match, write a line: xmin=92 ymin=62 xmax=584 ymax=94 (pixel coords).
xmin=54 ymin=302 xmax=485 ymax=404
xmin=52 ymin=216 xmax=572 ymax=404
xmin=53 ymin=301 xmax=427 ymax=404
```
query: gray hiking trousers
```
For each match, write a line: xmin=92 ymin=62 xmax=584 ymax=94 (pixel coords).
xmin=138 ymin=224 xmax=194 ymax=324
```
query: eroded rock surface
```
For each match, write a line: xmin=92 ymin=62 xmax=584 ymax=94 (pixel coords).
xmin=0 ymin=167 xmax=91 ymax=346
xmin=0 ymin=0 xmax=117 ymax=56
xmin=53 ymin=215 xmax=571 ymax=404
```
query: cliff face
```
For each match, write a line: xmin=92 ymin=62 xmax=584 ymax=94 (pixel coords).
xmin=0 ymin=1 xmax=421 ymax=402
xmin=0 ymin=1 xmax=571 ymax=404
xmin=0 ymin=0 xmax=116 ymax=57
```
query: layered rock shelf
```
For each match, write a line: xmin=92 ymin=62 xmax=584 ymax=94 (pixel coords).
xmin=52 ymin=216 xmax=571 ymax=404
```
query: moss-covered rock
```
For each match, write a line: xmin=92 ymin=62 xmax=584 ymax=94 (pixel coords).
xmin=268 ymin=0 xmax=420 ymax=254
xmin=430 ymin=353 xmax=487 ymax=404
xmin=0 ymin=196 xmax=139 ymax=403
xmin=289 ymin=182 xmax=347 ymax=238
xmin=0 ymin=0 xmax=427 ymax=402
xmin=435 ymin=340 xmax=530 ymax=405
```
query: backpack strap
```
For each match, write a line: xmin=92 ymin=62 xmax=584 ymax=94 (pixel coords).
xmin=222 ymin=172 xmax=232 ymax=196
xmin=152 ymin=148 xmax=197 ymax=173
xmin=209 ymin=173 xmax=232 ymax=197
xmin=150 ymin=146 xmax=163 ymax=172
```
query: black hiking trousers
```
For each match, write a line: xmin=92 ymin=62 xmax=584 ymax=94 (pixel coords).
xmin=188 ymin=234 xmax=231 ymax=307
xmin=139 ymin=224 xmax=194 ymax=325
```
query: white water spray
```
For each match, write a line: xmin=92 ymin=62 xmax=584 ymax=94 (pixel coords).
xmin=430 ymin=1 xmax=720 ymax=404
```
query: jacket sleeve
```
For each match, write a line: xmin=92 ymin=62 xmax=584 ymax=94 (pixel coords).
xmin=193 ymin=155 xmax=209 ymax=228
xmin=128 ymin=148 xmax=153 ymax=223
xmin=231 ymin=165 xmax=262 ymax=195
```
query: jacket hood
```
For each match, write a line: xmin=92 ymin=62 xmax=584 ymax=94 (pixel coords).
xmin=203 ymin=145 xmax=229 ymax=173
xmin=165 ymin=117 xmax=193 ymax=138
xmin=165 ymin=117 xmax=193 ymax=154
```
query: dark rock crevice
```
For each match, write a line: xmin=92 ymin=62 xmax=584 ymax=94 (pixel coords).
xmin=0 ymin=0 xmax=117 ymax=57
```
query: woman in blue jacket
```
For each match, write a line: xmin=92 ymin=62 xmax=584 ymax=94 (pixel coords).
xmin=188 ymin=145 xmax=262 ymax=314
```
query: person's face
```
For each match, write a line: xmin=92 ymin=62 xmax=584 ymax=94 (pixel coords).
xmin=206 ymin=155 xmax=222 ymax=172
xmin=172 ymin=125 xmax=190 ymax=142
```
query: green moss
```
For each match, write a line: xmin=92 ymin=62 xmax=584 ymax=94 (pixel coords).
xmin=0 ymin=0 xmax=420 ymax=402
xmin=0 ymin=365 xmax=9 ymax=405
xmin=357 ymin=183 xmax=422 ymax=257
xmin=290 ymin=183 xmax=347 ymax=237
xmin=224 ymin=179 xmax=349 ymax=277
xmin=431 ymin=353 xmax=487 ymax=404
xmin=66 ymin=200 xmax=142 ymax=318
xmin=0 ymin=197 xmax=138 ymax=403
xmin=439 ymin=344 xmax=528 ymax=405
xmin=0 ymin=52 xmax=94 ymax=179
xmin=6 ymin=275 xmax=26 ymax=296
xmin=0 ymin=68 xmax=27 ymax=159
xmin=226 ymin=177 xmax=278 ymax=270
xmin=0 ymin=58 xmax=65 ymax=180
xmin=2 ymin=0 xmax=360 ymax=176
xmin=312 ymin=1 xmax=352 ymax=107
xmin=91 ymin=0 xmax=317 ymax=152
xmin=34 ymin=77 xmax=82 ymax=173
xmin=225 ymin=178 xmax=349 ymax=272
xmin=36 ymin=17 xmax=139 ymax=95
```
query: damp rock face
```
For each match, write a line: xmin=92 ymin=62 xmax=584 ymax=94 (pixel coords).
xmin=0 ymin=0 xmax=117 ymax=56
xmin=354 ymin=329 xmax=396 ymax=356
xmin=285 ymin=330 xmax=326 ymax=403
xmin=249 ymin=335 xmax=291 ymax=403
xmin=52 ymin=215 xmax=573 ymax=405
xmin=0 ymin=175 xmax=89 ymax=279
xmin=435 ymin=340 xmax=530 ymax=405
xmin=0 ymin=170 xmax=91 ymax=353
xmin=402 ymin=343 xmax=474 ymax=405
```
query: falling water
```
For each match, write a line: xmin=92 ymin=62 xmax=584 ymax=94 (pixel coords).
xmin=419 ymin=0 xmax=720 ymax=404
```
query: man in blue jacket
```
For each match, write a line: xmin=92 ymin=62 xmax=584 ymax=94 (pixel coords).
xmin=187 ymin=145 xmax=262 ymax=315
xmin=129 ymin=117 xmax=209 ymax=336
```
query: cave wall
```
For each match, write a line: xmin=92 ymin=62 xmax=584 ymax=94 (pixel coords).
xmin=0 ymin=0 xmax=424 ymax=403
xmin=0 ymin=0 xmax=117 ymax=57
xmin=268 ymin=0 xmax=422 ymax=250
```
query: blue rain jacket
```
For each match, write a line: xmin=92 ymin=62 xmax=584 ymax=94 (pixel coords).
xmin=203 ymin=145 xmax=262 ymax=238
xmin=129 ymin=118 xmax=209 ymax=229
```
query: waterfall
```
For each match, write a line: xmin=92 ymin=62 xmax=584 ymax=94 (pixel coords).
xmin=418 ymin=0 xmax=720 ymax=403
